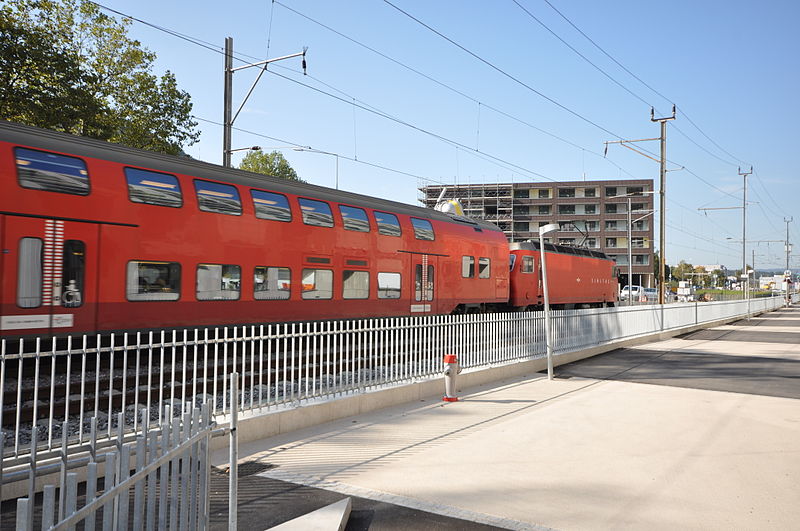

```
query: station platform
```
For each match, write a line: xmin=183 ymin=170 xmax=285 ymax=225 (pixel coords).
xmin=214 ymin=305 xmax=800 ymax=530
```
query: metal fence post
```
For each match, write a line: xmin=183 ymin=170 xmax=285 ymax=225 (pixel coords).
xmin=229 ymin=372 xmax=238 ymax=531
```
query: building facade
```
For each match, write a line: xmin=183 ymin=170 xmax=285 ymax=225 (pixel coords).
xmin=420 ymin=179 xmax=655 ymax=287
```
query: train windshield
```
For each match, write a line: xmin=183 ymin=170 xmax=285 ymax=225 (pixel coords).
xmin=509 ymin=254 xmax=516 ymax=271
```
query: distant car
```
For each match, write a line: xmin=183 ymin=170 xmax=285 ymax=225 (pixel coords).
xmin=643 ymin=288 xmax=658 ymax=302
xmin=620 ymin=285 xmax=643 ymax=301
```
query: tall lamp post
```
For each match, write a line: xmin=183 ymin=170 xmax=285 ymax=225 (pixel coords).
xmin=622 ymin=191 xmax=656 ymax=305
xmin=539 ymin=223 xmax=559 ymax=380
xmin=293 ymin=147 xmax=340 ymax=189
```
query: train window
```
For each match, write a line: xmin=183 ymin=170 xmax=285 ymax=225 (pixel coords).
xmin=411 ymin=218 xmax=435 ymax=240
xmin=61 ymin=240 xmax=85 ymax=308
xmin=343 ymin=270 xmax=369 ymax=299
xmin=194 ymin=180 xmax=242 ymax=215
xmin=377 ymin=272 xmax=402 ymax=299
xmin=15 ymin=147 xmax=89 ymax=195
xmin=251 ymin=190 xmax=292 ymax=222
xmin=125 ymin=167 xmax=182 ymax=207
xmin=509 ymin=254 xmax=517 ymax=271
xmin=479 ymin=257 xmax=491 ymax=279
xmin=126 ymin=261 xmax=181 ymax=301
xmin=374 ymin=211 xmax=402 ymax=236
xmin=462 ymin=256 xmax=475 ymax=278
xmin=196 ymin=264 xmax=241 ymax=300
xmin=298 ymin=198 xmax=334 ymax=227
xmin=17 ymin=238 xmax=43 ymax=308
xmin=415 ymin=264 xmax=435 ymax=301
xmin=339 ymin=205 xmax=370 ymax=232
xmin=254 ymin=266 xmax=291 ymax=300
xmin=522 ymin=256 xmax=535 ymax=273
xmin=301 ymin=268 xmax=333 ymax=299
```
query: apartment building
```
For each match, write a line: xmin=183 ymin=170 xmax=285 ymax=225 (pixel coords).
xmin=420 ymin=179 xmax=655 ymax=287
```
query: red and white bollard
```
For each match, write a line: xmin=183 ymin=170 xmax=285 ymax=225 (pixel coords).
xmin=443 ymin=354 xmax=462 ymax=402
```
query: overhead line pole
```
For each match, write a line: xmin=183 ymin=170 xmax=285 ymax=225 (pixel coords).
xmin=785 ymin=217 xmax=793 ymax=272
xmin=652 ymin=106 xmax=676 ymax=305
xmin=739 ymin=166 xmax=753 ymax=296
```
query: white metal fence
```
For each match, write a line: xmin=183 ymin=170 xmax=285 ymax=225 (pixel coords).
xmin=0 ymin=295 xmax=790 ymax=469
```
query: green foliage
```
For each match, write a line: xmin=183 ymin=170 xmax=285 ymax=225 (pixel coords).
xmin=0 ymin=0 xmax=199 ymax=154
xmin=238 ymin=151 xmax=304 ymax=182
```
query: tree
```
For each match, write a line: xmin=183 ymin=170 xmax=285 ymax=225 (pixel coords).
xmin=238 ymin=151 xmax=304 ymax=182
xmin=0 ymin=0 xmax=199 ymax=154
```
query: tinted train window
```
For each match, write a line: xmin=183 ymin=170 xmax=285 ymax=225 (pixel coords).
xmin=343 ymin=270 xmax=369 ymax=299
xmin=196 ymin=264 xmax=241 ymax=300
xmin=251 ymin=190 xmax=292 ymax=222
xmin=522 ymin=256 xmax=534 ymax=273
xmin=374 ymin=211 xmax=401 ymax=236
xmin=411 ymin=218 xmax=435 ymax=240
xmin=194 ymin=180 xmax=242 ymax=215
xmin=301 ymin=268 xmax=333 ymax=299
xmin=61 ymin=240 xmax=85 ymax=307
xmin=125 ymin=168 xmax=182 ymax=207
xmin=254 ymin=266 xmax=291 ymax=300
xmin=17 ymin=238 xmax=43 ymax=308
xmin=415 ymin=264 xmax=435 ymax=301
xmin=127 ymin=261 xmax=181 ymax=301
xmin=377 ymin=272 xmax=401 ymax=299
xmin=298 ymin=198 xmax=334 ymax=227
xmin=479 ymin=257 xmax=491 ymax=279
xmin=462 ymin=256 xmax=475 ymax=278
xmin=339 ymin=205 xmax=370 ymax=232
xmin=15 ymin=147 xmax=89 ymax=195
xmin=509 ymin=254 xmax=517 ymax=271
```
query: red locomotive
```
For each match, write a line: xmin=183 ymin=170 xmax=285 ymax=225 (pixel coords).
xmin=0 ymin=121 xmax=616 ymax=339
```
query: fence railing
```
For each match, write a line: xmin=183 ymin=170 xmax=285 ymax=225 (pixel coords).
xmin=1 ymin=296 xmax=789 ymax=470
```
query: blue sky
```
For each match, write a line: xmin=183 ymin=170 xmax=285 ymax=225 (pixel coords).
xmin=97 ymin=0 xmax=798 ymax=270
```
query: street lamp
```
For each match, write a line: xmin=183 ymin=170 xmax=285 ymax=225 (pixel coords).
xmin=539 ymin=223 xmax=559 ymax=380
xmin=619 ymin=191 xmax=656 ymax=306
xmin=293 ymin=147 xmax=340 ymax=190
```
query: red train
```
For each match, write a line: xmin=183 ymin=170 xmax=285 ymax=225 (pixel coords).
xmin=0 ymin=121 xmax=617 ymax=338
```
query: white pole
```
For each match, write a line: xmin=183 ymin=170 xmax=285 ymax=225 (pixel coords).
xmin=539 ymin=223 xmax=558 ymax=380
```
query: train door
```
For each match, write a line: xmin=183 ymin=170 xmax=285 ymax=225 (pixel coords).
xmin=411 ymin=254 xmax=437 ymax=314
xmin=0 ymin=216 xmax=99 ymax=337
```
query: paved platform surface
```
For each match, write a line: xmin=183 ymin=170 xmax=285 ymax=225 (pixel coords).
xmin=223 ymin=305 xmax=800 ymax=530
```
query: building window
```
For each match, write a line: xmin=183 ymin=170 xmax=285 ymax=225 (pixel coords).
xmin=377 ymin=272 xmax=401 ymax=299
xmin=537 ymin=205 xmax=551 ymax=215
xmin=631 ymin=203 xmax=646 ymax=213
xmin=538 ymin=189 xmax=550 ymax=199
xmin=606 ymin=238 xmax=618 ymax=248
xmin=301 ymin=268 xmax=333 ymax=299
xmin=631 ymin=237 xmax=645 ymax=248
xmin=126 ymin=261 xmax=181 ymax=301
xmin=339 ymin=205 xmax=370 ymax=232
xmin=513 ymin=222 xmax=529 ymax=232
xmin=251 ymin=190 xmax=292 ymax=222
xmin=462 ymin=256 xmax=475 ymax=278
xmin=632 ymin=220 xmax=649 ymax=231
xmin=559 ymin=238 xmax=576 ymax=246
xmin=374 ymin=211 xmax=401 ymax=236
xmin=584 ymin=188 xmax=596 ymax=197
xmin=196 ymin=264 xmax=241 ymax=300
xmin=17 ymin=238 xmax=43 ymax=308
xmin=586 ymin=221 xmax=599 ymax=232
xmin=558 ymin=221 xmax=574 ymax=232
xmin=605 ymin=203 xmax=619 ymax=214
xmin=605 ymin=220 xmax=620 ymax=231
xmin=16 ymin=147 xmax=90 ymax=196
xmin=627 ymin=186 xmax=644 ymax=196
xmin=513 ymin=206 xmax=529 ymax=216
xmin=584 ymin=204 xmax=596 ymax=214
xmin=558 ymin=205 xmax=575 ymax=215
xmin=254 ymin=266 xmax=291 ymax=300
xmin=558 ymin=188 xmax=575 ymax=198
xmin=585 ymin=238 xmax=597 ymax=248
xmin=633 ymin=255 xmax=650 ymax=265
xmin=613 ymin=255 xmax=628 ymax=265
xmin=194 ymin=180 xmax=242 ymax=215
xmin=411 ymin=218 xmax=435 ymax=240
xmin=298 ymin=198 xmax=334 ymax=227
xmin=605 ymin=187 xmax=618 ymax=197
xmin=513 ymin=189 xmax=529 ymax=199
xmin=343 ymin=270 xmax=369 ymax=299
xmin=521 ymin=256 xmax=534 ymax=273
xmin=478 ymin=258 xmax=490 ymax=278
xmin=125 ymin=168 xmax=182 ymax=207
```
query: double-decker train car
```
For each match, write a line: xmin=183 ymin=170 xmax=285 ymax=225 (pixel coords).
xmin=0 ymin=121 xmax=509 ymax=338
xmin=0 ymin=121 xmax=617 ymax=339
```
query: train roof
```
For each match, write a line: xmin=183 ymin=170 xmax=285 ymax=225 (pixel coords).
xmin=509 ymin=241 xmax=614 ymax=261
xmin=0 ymin=120 xmax=503 ymax=234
